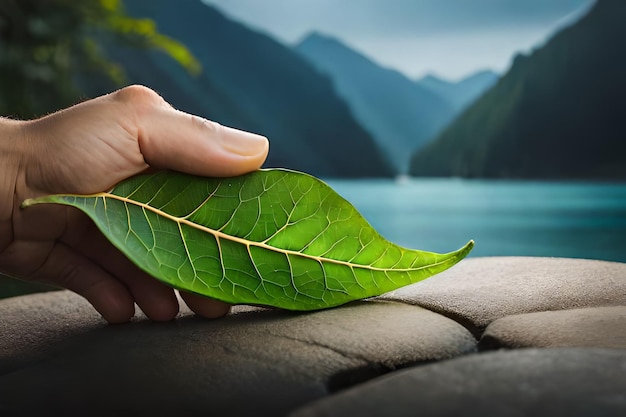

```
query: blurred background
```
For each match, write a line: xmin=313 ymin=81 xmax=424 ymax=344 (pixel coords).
xmin=1 ymin=0 xmax=625 ymax=298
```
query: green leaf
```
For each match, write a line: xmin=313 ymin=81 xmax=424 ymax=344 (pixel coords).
xmin=22 ymin=169 xmax=473 ymax=310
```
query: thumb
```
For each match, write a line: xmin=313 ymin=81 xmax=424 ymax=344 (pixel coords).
xmin=120 ymin=86 xmax=269 ymax=177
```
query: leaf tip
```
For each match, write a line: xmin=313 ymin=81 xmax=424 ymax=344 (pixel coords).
xmin=451 ymin=239 xmax=474 ymax=262
xmin=463 ymin=239 xmax=475 ymax=255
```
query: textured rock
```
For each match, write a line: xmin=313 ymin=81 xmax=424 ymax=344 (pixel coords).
xmin=0 ymin=291 xmax=475 ymax=416
xmin=0 ymin=290 xmax=106 ymax=374
xmin=480 ymin=306 xmax=626 ymax=349
xmin=291 ymin=348 xmax=626 ymax=417
xmin=380 ymin=257 xmax=626 ymax=335
xmin=3 ymin=257 xmax=623 ymax=416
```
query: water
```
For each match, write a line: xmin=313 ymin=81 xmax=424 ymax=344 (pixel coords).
xmin=325 ymin=178 xmax=626 ymax=263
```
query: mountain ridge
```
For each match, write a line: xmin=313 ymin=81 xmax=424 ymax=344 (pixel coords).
xmin=409 ymin=0 xmax=626 ymax=180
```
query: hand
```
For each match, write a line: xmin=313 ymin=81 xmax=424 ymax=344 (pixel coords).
xmin=0 ymin=85 xmax=269 ymax=323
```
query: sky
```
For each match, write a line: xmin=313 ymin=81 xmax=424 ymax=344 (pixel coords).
xmin=201 ymin=0 xmax=595 ymax=81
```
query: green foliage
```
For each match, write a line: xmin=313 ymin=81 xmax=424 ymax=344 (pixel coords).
xmin=23 ymin=170 xmax=473 ymax=310
xmin=410 ymin=0 xmax=626 ymax=180
xmin=0 ymin=0 xmax=199 ymax=119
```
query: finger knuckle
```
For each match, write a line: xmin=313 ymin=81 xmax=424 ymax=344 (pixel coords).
xmin=112 ymin=85 xmax=164 ymax=107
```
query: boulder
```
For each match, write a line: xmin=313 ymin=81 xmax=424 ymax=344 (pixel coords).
xmin=480 ymin=305 xmax=626 ymax=349
xmin=0 ymin=291 xmax=475 ymax=416
xmin=291 ymin=348 xmax=626 ymax=417
xmin=381 ymin=257 xmax=626 ymax=335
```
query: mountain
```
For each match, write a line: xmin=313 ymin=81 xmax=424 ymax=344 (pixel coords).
xmin=101 ymin=0 xmax=394 ymax=178
xmin=295 ymin=32 xmax=454 ymax=174
xmin=416 ymin=70 xmax=499 ymax=113
xmin=409 ymin=0 xmax=626 ymax=180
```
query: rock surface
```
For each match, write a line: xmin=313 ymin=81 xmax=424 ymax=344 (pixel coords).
xmin=480 ymin=306 xmax=626 ymax=349
xmin=1 ymin=257 xmax=624 ymax=416
xmin=291 ymin=348 xmax=626 ymax=417
xmin=0 ymin=292 xmax=475 ymax=416
xmin=381 ymin=257 xmax=626 ymax=334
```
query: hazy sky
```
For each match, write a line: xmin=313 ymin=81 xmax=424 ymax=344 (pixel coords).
xmin=201 ymin=0 xmax=594 ymax=81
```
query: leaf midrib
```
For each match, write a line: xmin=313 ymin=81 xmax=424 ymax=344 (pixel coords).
xmin=87 ymin=192 xmax=461 ymax=273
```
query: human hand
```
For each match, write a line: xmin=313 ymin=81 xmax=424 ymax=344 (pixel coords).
xmin=0 ymin=85 xmax=269 ymax=323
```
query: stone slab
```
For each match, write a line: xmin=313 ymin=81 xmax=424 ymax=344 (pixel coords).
xmin=291 ymin=348 xmax=626 ymax=417
xmin=0 ymin=290 xmax=106 ymax=374
xmin=380 ymin=257 xmax=626 ymax=335
xmin=480 ymin=305 xmax=626 ymax=349
xmin=0 ymin=291 xmax=475 ymax=416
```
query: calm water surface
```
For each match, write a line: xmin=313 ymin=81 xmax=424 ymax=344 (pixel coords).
xmin=325 ymin=178 xmax=626 ymax=263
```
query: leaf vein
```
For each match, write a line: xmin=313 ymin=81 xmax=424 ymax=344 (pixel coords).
xmin=90 ymin=193 xmax=460 ymax=274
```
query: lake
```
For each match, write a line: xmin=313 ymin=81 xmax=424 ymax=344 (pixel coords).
xmin=325 ymin=178 xmax=626 ymax=263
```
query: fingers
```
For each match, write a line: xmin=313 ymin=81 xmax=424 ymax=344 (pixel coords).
xmin=33 ymin=241 xmax=135 ymax=324
xmin=111 ymin=85 xmax=269 ymax=177
xmin=77 ymin=234 xmax=231 ymax=321
xmin=139 ymin=111 xmax=269 ymax=177
xmin=81 ymin=231 xmax=232 ymax=321
xmin=118 ymin=273 xmax=180 ymax=322
xmin=179 ymin=290 xmax=231 ymax=319
xmin=91 ymin=246 xmax=180 ymax=322
xmin=63 ymin=217 xmax=179 ymax=322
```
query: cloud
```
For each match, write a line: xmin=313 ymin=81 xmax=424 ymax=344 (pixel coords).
xmin=202 ymin=0 xmax=594 ymax=79
xmin=350 ymin=27 xmax=557 ymax=80
xmin=205 ymin=0 xmax=593 ymax=39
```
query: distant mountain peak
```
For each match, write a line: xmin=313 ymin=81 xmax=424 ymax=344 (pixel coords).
xmin=417 ymin=69 xmax=499 ymax=112
xmin=296 ymin=32 xmax=454 ymax=174
xmin=297 ymin=31 xmax=386 ymax=71
xmin=298 ymin=31 xmax=335 ymax=44
xmin=420 ymin=73 xmax=444 ymax=82
xmin=418 ymin=69 xmax=498 ymax=87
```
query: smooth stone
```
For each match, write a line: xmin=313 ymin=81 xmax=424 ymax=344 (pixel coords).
xmin=480 ymin=305 xmax=626 ymax=349
xmin=380 ymin=257 xmax=626 ymax=335
xmin=291 ymin=348 xmax=626 ymax=417
xmin=0 ymin=291 xmax=475 ymax=416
